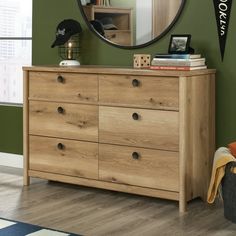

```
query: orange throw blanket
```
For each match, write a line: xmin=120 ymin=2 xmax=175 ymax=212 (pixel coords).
xmin=228 ymin=141 xmax=236 ymax=157
xmin=207 ymin=147 xmax=236 ymax=203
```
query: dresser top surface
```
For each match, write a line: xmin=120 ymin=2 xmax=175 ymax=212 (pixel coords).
xmin=23 ymin=65 xmax=216 ymax=77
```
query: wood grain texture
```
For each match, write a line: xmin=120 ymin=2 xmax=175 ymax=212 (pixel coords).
xmin=1 ymin=167 xmax=236 ymax=236
xmin=28 ymin=170 xmax=179 ymax=201
xmin=99 ymin=75 xmax=179 ymax=110
xmin=29 ymin=136 xmax=98 ymax=179
xmin=99 ymin=143 xmax=179 ymax=191
xmin=179 ymin=76 xmax=189 ymax=213
xmin=179 ymin=74 xmax=216 ymax=212
xmin=23 ymin=66 xmax=216 ymax=213
xmin=189 ymin=74 xmax=216 ymax=201
xmin=23 ymin=70 xmax=30 ymax=186
xmin=23 ymin=65 xmax=216 ymax=77
xmin=29 ymin=101 xmax=98 ymax=142
xmin=29 ymin=72 xmax=98 ymax=103
xmin=99 ymin=106 xmax=179 ymax=151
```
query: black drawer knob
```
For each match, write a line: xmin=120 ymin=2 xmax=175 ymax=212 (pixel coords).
xmin=132 ymin=152 xmax=140 ymax=160
xmin=57 ymin=75 xmax=64 ymax=83
xmin=132 ymin=79 xmax=140 ymax=87
xmin=57 ymin=106 xmax=64 ymax=114
xmin=57 ymin=143 xmax=65 ymax=150
xmin=132 ymin=113 xmax=139 ymax=120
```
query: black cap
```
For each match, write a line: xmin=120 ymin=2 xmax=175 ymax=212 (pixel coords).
xmin=90 ymin=20 xmax=105 ymax=37
xmin=99 ymin=17 xmax=117 ymax=30
xmin=51 ymin=19 xmax=82 ymax=48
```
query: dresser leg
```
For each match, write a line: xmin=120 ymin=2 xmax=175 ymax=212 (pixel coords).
xmin=24 ymin=174 xmax=30 ymax=186
xmin=179 ymin=199 xmax=187 ymax=213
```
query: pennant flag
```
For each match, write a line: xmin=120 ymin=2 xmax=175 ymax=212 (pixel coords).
xmin=213 ymin=0 xmax=233 ymax=61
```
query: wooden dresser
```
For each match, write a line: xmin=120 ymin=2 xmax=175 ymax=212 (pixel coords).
xmin=23 ymin=66 xmax=215 ymax=212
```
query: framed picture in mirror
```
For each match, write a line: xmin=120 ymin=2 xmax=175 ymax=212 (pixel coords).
xmin=168 ymin=34 xmax=191 ymax=54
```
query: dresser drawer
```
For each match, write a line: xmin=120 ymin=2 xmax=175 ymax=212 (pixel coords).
xmin=99 ymin=144 xmax=179 ymax=191
xmin=29 ymin=72 xmax=98 ymax=103
xmin=105 ymin=30 xmax=132 ymax=46
xmin=29 ymin=101 xmax=98 ymax=142
xmin=99 ymin=106 xmax=179 ymax=151
xmin=99 ymin=75 xmax=179 ymax=110
xmin=29 ymin=136 xmax=98 ymax=179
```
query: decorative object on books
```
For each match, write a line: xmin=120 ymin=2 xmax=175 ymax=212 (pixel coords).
xmin=168 ymin=34 xmax=191 ymax=54
xmin=0 ymin=218 xmax=80 ymax=236
xmin=133 ymin=54 xmax=151 ymax=68
xmin=77 ymin=0 xmax=186 ymax=49
xmin=51 ymin=19 xmax=82 ymax=66
xmin=213 ymin=0 xmax=232 ymax=61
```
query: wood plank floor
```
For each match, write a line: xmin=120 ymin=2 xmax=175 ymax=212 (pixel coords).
xmin=0 ymin=166 xmax=236 ymax=236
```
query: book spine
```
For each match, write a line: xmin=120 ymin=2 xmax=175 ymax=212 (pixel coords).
xmin=154 ymin=54 xmax=191 ymax=59
xmin=151 ymin=60 xmax=205 ymax=67
xmin=150 ymin=66 xmax=192 ymax=71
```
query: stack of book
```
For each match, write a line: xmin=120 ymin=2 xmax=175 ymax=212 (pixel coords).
xmin=96 ymin=0 xmax=110 ymax=6
xmin=150 ymin=54 xmax=207 ymax=71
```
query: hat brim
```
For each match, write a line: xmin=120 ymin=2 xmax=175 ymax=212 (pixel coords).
xmin=103 ymin=24 xmax=117 ymax=30
xmin=51 ymin=33 xmax=71 ymax=48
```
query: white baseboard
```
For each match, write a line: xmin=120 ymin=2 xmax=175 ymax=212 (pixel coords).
xmin=0 ymin=152 xmax=23 ymax=168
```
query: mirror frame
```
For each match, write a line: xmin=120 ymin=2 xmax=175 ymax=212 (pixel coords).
xmin=77 ymin=0 xmax=186 ymax=49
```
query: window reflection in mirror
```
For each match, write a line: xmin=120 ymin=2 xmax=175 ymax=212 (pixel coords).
xmin=80 ymin=0 xmax=184 ymax=48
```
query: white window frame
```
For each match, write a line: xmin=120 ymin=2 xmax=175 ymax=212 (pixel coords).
xmin=0 ymin=1 xmax=32 ymax=106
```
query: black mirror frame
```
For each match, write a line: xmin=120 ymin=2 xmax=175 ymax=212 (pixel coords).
xmin=77 ymin=0 xmax=186 ymax=50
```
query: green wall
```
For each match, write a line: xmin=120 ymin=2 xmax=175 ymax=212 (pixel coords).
xmin=0 ymin=106 xmax=23 ymax=154
xmin=1 ymin=0 xmax=235 ymax=154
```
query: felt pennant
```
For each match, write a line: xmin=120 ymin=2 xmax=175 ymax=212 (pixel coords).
xmin=213 ymin=0 xmax=233 ymax=61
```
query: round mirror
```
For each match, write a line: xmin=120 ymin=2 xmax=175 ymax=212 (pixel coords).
xmin=77 ymin=0 xmax=186 ymax=49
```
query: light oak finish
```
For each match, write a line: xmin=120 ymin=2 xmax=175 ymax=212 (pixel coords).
xmin=28 ymin=170 xmax=179 ymax=201
xmin=29 ymin=101 xmax=98 ymax=142
xmin=179 ymin=74 xmax=216 ymax=212
xmin=82 ymin=5 xmax=133 ymax=46
xmin=23 ymin=70 xmax=30 ymax=186
xmin=99 ymin=75 xmax=179 ymax=110
xmin=99 ymin=144 xmax=179 ymax=191
xmin=23 ymin=65 xmax=216 ymax=77
xmin=29 ymin=136 xmax=98 ymax=179
xmin=23 ymin=66 xmax=215 ymax=213
xmin=29 ymin=72 xmax=98 ymax=103
xmin=1 ymin=167 xmax=236 ymax=236
xmin=179 ymin=76 xmax=189 ymax=213
xmin=99 ymin=106 xmax=179 ymax=151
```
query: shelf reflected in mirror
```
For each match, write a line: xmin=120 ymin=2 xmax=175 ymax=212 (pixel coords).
xmin=77 ymin=0 xmax=186 ymax=49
